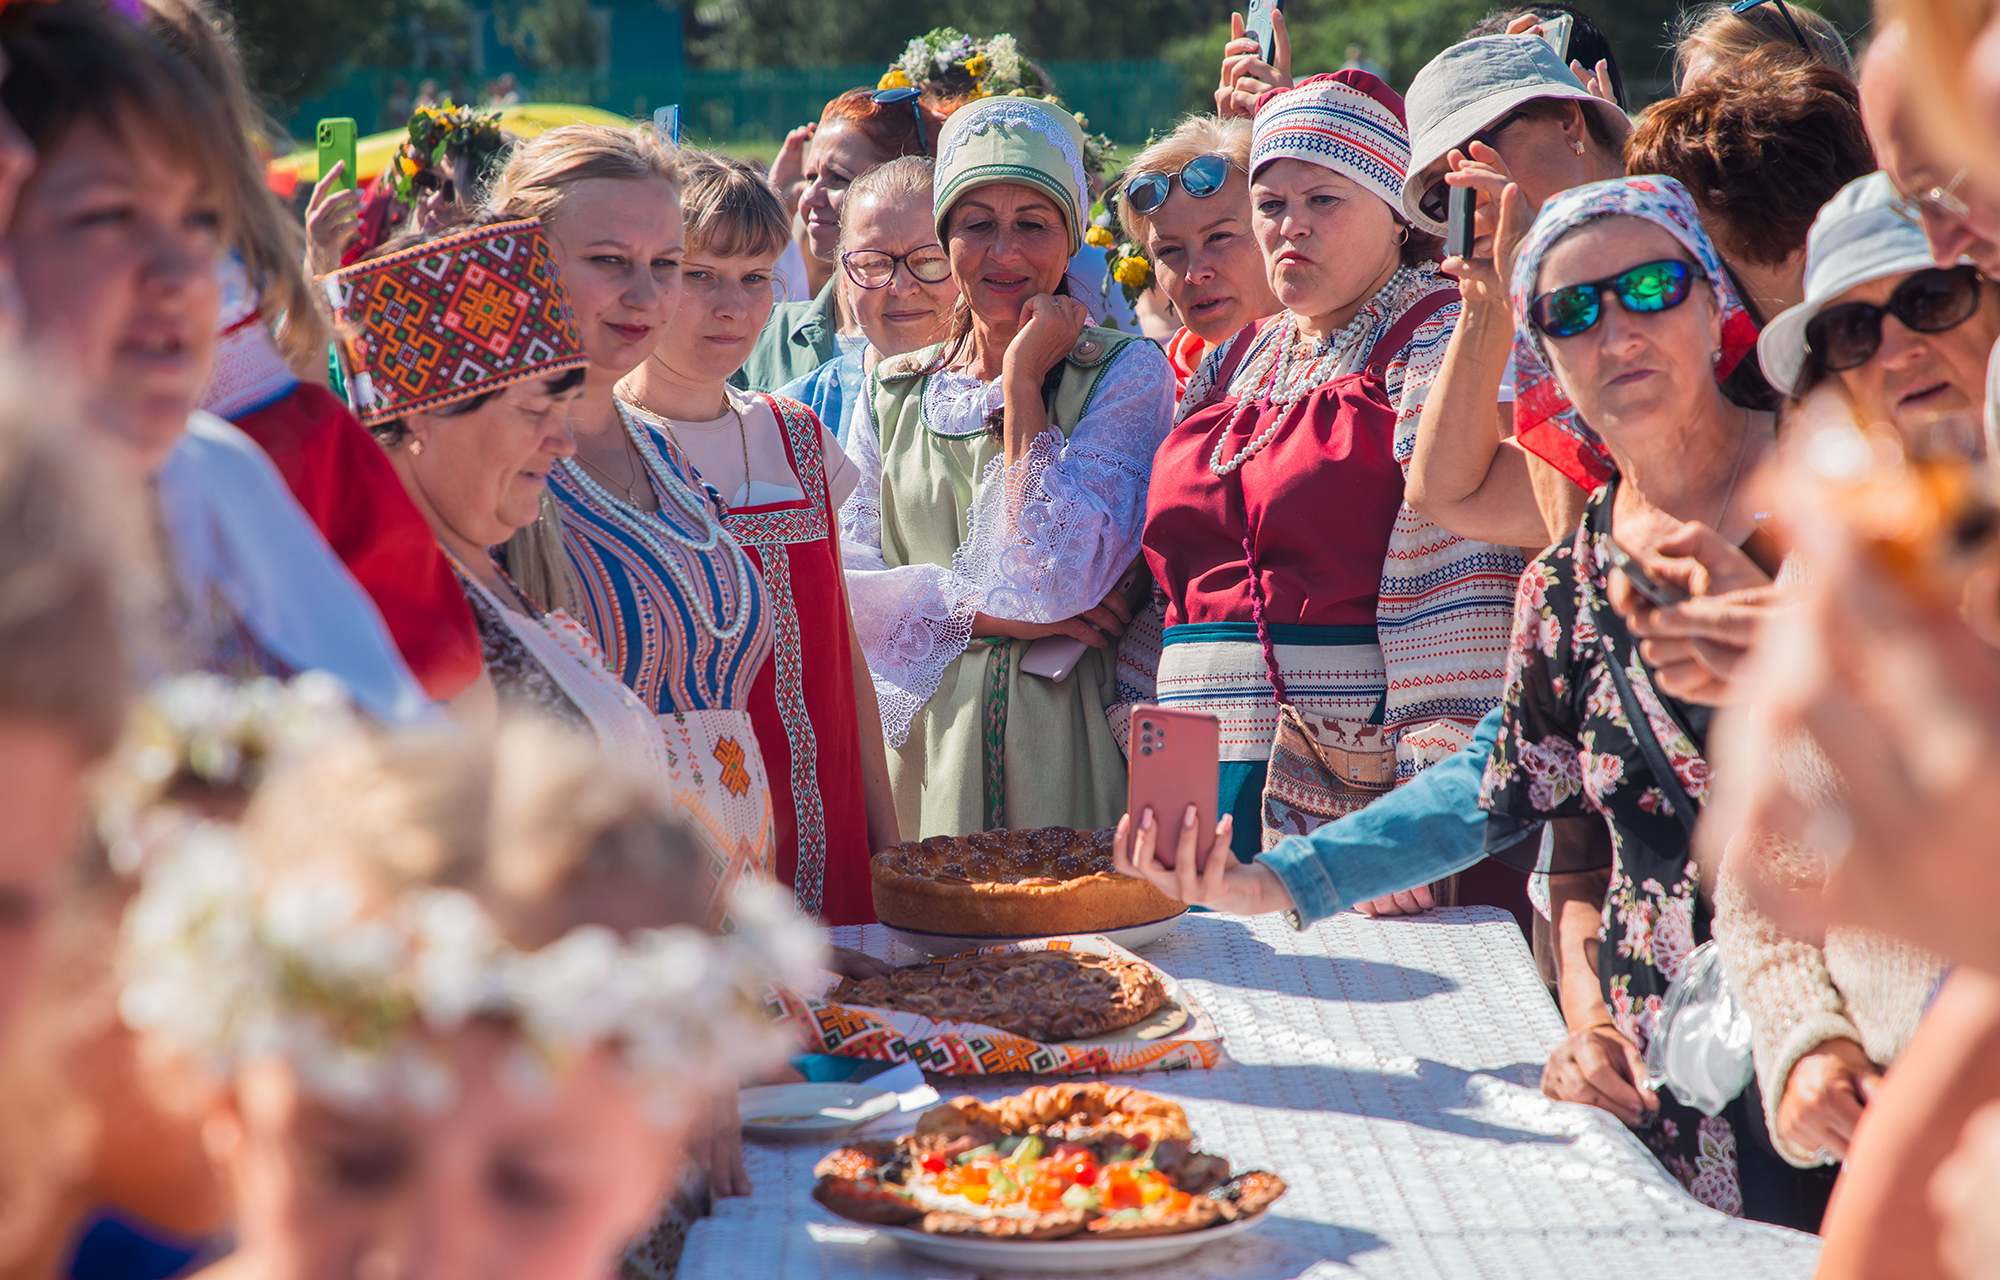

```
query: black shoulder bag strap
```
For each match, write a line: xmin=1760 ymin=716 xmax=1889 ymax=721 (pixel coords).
xmin=1591 ymin=485 xmax=1701 ymax=840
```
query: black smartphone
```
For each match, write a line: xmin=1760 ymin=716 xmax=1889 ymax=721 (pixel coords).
xmin=1245 ymin=0 xmax=1282 ymax=63
xmin=1445 ymin=183 xmax=1477 ymax=260
xmin=1607 ymin=540 xmax=1690 ymax=608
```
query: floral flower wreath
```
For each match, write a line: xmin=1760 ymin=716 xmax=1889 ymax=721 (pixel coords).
xmin=388 ymin=102 xmax=509 ymax=204
xmin=106 ymin=676 xmax=825 ymax=1119
xmin=119 ymin=832 xmax=823 ymax=1119
xmin=879 ymin=26 xmax=1116 ymax=184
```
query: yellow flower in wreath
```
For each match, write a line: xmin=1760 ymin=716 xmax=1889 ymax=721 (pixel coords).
xmin=964 ymin=52 xmax=989 ymax=78
xmin=1084 ymin=226 xmax=1115 ymax=249
xmin=878 ymin=68 xmax=911 ymax=90
xmin=1112 ymin=255 xmax=1152 ymax=288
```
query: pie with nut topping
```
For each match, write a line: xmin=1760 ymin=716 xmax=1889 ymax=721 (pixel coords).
xmin=827 ymin=949 xmax=1171 ymax=1041
xmin=870 ymin=827 xmax=1183 ymax=938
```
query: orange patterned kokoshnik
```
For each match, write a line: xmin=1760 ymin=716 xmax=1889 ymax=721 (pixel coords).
xmin=323 ymin=218 xmax=588 ymax=427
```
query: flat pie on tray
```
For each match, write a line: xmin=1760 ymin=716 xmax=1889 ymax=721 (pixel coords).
xmin=827 ymin=949 xmax=1171 ymax=1041
xmin=870 ymin=827 xmax=1183 ymax=937
xmin=811 ymin=1083 xmax=1285 ymax=1242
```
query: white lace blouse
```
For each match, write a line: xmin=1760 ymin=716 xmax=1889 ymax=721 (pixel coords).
xmin=839 ymin=342 xmax=1176 ymax=745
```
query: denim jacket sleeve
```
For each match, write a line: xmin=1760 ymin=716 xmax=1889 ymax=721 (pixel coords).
xmin=1255 ymin=705 xmax=1535 ymax=926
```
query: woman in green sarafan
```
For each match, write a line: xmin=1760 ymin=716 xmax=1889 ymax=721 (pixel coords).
xmin=840 ymin=96 xmax=1175 ymax=838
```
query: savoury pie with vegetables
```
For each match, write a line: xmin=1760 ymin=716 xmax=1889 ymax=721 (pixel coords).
xmin=811 ymin=1084 xmax=1286 ymax=1240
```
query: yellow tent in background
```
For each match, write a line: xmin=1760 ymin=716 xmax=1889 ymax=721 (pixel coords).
xmin=268 ymin=102 xmax=636 ymax=193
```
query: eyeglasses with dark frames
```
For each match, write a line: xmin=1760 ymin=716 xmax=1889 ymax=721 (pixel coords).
xmin=841 ymin=244 xmax=953 ymax=289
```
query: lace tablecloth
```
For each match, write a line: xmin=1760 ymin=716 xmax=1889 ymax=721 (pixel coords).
xmin=678 ymin=907 xmax=1822 ymax=1278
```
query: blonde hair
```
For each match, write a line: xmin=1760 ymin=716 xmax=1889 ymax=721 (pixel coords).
xmin=487 ymin=122 xmax=682 ymax=222
xmin=244 ymin=718 xmax=708 ymax=948
xmin=140 ymin=0 xmax=329 ymax=378
xmin=677 ymin=150 xmax=790 ymax=260
xmin=487 ymin=124 xmax=682 ymax=619
xmin=1672 ymin=0 xmax=1855 ymax=88
xmin=837 ymin=155 xmax=936 ymax=253
xmin=1114 ymin=115 xmax=1253 ymax=241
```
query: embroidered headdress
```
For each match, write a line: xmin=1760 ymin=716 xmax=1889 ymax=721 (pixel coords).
xmin=1250 ymin=71 xmax=1410 ymax=217
xmin=324 ymin=218 xmax=587 ymax=427
xmin=934 ymin=95 xmax=1090 ymax=254
xmin=1508 ymin=175 xmax=1761 ymax=490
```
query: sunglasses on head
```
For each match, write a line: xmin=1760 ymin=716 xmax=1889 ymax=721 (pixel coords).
xmin=841 ymin=244 xmax=953 ymax=289
xmin=1122 ymin=153 xmax=1236 ymax=216
xmin=1806 ymin=265 xmax=1984 ymax=374
xmin=1417 ymin=109 xmax=1531 ymax=224
xmin=871 ymin=86 xmax=928 ymax=157
xmin=1528 ymin=259 xmax=1697 ymax=338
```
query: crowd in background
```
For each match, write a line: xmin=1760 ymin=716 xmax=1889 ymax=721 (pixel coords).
xmin=5 ymin=0 xmax=2000 ymax=1276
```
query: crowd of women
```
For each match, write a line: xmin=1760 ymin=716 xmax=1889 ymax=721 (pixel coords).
xmin=3 ymin=0 xmax=2000 ymax=1274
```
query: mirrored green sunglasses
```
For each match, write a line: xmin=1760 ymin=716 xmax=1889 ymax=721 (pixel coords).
xmin=1528 ymin=259 xmax=1697 ymax=339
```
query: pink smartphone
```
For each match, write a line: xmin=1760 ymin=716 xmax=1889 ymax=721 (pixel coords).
xmin=1125 ymin=706 xmax=1220 ymax=872
xmin=1021 ymin=634 xmax=1089 ymax=681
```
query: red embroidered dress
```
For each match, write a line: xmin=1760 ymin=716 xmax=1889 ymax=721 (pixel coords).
xmin=718 ymin=395 xmax=874 ymax=926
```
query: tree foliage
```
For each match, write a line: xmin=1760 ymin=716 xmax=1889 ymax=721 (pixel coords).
xmin=686 ymin=0 xmax=1232 ymax=68
xmin=222 ymin=0 xmax=471 ymax=102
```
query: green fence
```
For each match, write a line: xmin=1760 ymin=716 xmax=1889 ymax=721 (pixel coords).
xmin=285 ymin=59 xmax=1188 ymax=147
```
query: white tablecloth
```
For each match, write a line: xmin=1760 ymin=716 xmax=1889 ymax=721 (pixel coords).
xmin=679 ymin=907 xmax=1822 ymax=1278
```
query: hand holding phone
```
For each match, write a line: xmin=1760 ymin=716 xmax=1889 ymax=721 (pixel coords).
xmin=1245 ymin=0 xmax=1283 ymax=65
xmin=1125 ymin=706 xmax=1221 ymax=872
xmin=1608 ymin=540 xmax=1692 ymax=608
xmin=1445 ymin=183 xmax=1477 ymax=261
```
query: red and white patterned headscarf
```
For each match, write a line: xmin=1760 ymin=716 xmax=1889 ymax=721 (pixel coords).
xmin=1249 ymin=71 xmax=1409 ymax=216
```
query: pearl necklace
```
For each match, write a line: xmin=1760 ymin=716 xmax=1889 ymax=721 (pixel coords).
xmin=1206 ymin=285 xmax=1399 ymax=477
xmin=556 ymin=401 xmax=759 ymax=644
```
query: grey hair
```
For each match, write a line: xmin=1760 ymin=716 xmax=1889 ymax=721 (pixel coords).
xmin=837 ymin=155 xmax=937 ymax=254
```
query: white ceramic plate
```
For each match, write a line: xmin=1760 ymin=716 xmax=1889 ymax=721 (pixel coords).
xmin=738 ymin=1083 xmax=898 ymax=1143
xmin=877 ymin=1212 xmax=1266 ymax=1273
xmin=881 ymin=911 xmax=1187 ymax=959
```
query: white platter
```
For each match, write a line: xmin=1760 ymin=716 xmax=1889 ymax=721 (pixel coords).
xmin=881 ymin=911 xmax=1187 ymax=958
xmin=877 ymin=1211 xmax=1267 ymax=1273
xmin=738 ymin=1083 xmax=898 ymax=1142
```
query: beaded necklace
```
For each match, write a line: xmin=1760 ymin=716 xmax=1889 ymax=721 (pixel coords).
xmin=555 ymin=400 xmax=758 ymax=644
xmin=1206 ymin=272 xmax=1406 ymax=477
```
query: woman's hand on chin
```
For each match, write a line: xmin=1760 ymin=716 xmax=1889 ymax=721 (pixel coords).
xmin=1001 ymin=293 xmax=1089 ymax=387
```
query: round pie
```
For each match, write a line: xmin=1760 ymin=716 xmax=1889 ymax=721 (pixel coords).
xmin=811 ymin=1083 xmax=1287 ymax=1242
xmin=870 ymin=827 xmax=1183 ymax=937
xmin=827 ymin=950 xmax=1171 ymax=1041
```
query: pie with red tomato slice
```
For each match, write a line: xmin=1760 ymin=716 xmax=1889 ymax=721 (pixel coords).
xmin=811 ymin=1084 xmax=1286 ymax=1241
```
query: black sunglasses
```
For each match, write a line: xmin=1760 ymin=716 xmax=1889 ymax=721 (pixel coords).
xmin=1529 ymin=259 xmax=1697 ymax=338
xmin=1806 ymin=266 xmax=1985 ymax=374
xmin=1122 ymin=153 xmax=1236 ymax=216
xmin=871 ymin=86 xmax=928 ymax=157
xmin=1417 ymin=109 xmax=1531 ymax=224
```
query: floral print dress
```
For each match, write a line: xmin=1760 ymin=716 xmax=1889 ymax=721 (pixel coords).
xmin=1480 ymin=483 xmax=1830 ymax=1230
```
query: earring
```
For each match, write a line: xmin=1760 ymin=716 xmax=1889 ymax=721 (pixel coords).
xmin=1396 ymin=226 xmax=1411 ymax=246
xmin=408 ymin=439 xmax=424 ymax=457
xmin=1571 ymin=139 xmax=1585 ymax=156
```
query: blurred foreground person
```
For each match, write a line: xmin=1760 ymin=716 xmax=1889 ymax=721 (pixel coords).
xmin=118 ymin=718 xmax=820 ymax=1280
xmin=0 ymin=0 xmax=430 ymax=722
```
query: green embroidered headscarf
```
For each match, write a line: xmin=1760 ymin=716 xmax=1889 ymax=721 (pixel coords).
xmin=933 ymin=96 xmax=1089 ymax=255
